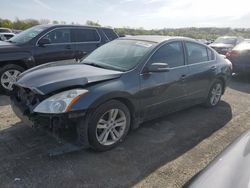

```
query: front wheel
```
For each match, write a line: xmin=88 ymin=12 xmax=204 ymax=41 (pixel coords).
xmin=87 ymin=100 xmax=131 ymax=151
xmin=205 ymin=80 xmax=223 ymax=107
xmin=0 ymin=64 xmax=24 ymax=94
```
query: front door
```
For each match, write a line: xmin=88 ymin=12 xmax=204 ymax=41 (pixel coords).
xmin=34 ymin=28 xmax=76 ymax=65
xmin=139 ymin=41 xmax=189 ymax=121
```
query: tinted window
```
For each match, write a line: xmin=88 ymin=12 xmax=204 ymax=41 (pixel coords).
xmin=207 ymin=48 xmax=215 ymax=60
xmin=149 ymin=42 xmax=185 ymax=68
xmin=73 ymin=29 xmax=100 ymax=42
xmin=102 ymin=29 xmax=118 ymax=41
xmin=42 ymin=29 xmax=71 ymax=44
xmin=186 ymin=42 xmax=209 ymax=64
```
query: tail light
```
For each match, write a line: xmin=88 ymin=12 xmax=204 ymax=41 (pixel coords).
xmin=226 ymin=50 xmax=239 ymax=59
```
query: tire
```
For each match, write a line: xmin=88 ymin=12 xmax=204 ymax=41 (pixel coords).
xmin=204 ymin=80 xmax=223 ymax=107
xmin=87 ymin=100 xmax=131 ymax=151
xmin=0 ymin=64 xmax=24 ymax=95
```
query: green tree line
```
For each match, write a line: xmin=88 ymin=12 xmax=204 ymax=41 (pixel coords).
xmin=1 ymin=18 xmax=250 ymax=39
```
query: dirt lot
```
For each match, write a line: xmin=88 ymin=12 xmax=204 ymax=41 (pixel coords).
xmin=0 ymin=76 xmax=250 ymax=188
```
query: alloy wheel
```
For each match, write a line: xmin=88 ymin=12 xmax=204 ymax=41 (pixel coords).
xmin=210 ymin=83 xmax=222 ymax=106
xmin=1 ymin=69 xmax=21 ymax=91
xmin=96 ymin=109 xmax=127 ymax=146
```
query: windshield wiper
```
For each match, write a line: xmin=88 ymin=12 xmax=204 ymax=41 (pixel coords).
xmin=83 ymin=61 xmax=125 ymax=72
xmin=83 ymin=62 xmax=107 ymax=69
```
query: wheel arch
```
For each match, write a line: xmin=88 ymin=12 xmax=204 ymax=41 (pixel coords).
xmin=85 ymin=92 xmax=140 ymax=130
xmin=0 ymin=60 xmax=28 ymax=70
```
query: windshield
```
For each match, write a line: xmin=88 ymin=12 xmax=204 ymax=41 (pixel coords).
xmin=214 ymin=37 xmax=237 ymax=45
xmin=81 ymin=39 xmax=155 ymax=71
xmin=8 ymin=25 xmax=48 ymax=44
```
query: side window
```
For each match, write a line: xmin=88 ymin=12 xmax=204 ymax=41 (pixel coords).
xmin=207 ymin=48 xmax=215 ymax=61
xmin=102 ymin=29 xmax=118 ymax=41
xmin=149 ymin=42 xmax=185 ymax=68
xmin=186 ymin=42 xmax=209 ymax=64
xmin=73 ymin=29 xmax=100 ymax=42
xmin=41 ymin=29 xmax=71 ymax=44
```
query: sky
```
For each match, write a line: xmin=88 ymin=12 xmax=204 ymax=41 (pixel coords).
xmin=1 ymin=0 xmax=250 ymax=29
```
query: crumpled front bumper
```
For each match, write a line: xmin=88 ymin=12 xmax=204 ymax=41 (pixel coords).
xmin=10 ymin=95 xmax=86 ymax=128
xmin=11 ymin=96 xmax=90 ymax=155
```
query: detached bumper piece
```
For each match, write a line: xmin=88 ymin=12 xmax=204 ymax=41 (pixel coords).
xmin=11 ymin=94 xmax=89 ymax=157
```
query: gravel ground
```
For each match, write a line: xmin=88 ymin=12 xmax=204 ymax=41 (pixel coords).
xmin=0 ymin=76 xmax=249 ymax=188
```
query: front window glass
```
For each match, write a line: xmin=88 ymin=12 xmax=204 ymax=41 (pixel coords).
xmin=8 ymin=25 xmax=47 ymax=44
xmin=149 ymin=42 xmax=185 ymax=68
xmin=81 ymin=39 xmax=155 ymax=71
xmin=41 ymin=29 xmax=71 ymax=44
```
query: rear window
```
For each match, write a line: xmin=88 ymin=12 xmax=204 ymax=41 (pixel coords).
xmin=186 ymin=42 xmax=209 ymax=64
xmin=102 ymin=28 xmax=118 ymax=41
xmin=73 ymin=28 xmax=100 ymax=42
xmin=207 ymin=48 xmax=215 ymax=60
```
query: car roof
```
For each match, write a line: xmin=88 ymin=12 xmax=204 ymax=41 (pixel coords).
xmin=36 ymin=24 xmax=113 ymax=30
xmin=119 ymin=35 xmax=195 ymax=43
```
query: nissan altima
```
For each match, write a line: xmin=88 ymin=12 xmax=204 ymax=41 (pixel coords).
xmin=11 ymin=36 xmax=232 ymax=151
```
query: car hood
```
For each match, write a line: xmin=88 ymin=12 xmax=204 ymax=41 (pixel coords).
xmin=16 ymin=62 xmax=123 ymax=95
xmin=209 ymin=43 xmax=234 ymax=48
xmin=188 ymin=129 xmax=250 ymax=188
xmin=0 ymin=41 xmax=24 ymax=52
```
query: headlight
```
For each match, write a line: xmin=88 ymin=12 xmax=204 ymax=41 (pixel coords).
xmin=34 ymin=89 xmax=88 ymax=114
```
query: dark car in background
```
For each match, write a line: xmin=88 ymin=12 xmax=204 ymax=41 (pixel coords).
xmin=0 ymin=24 xmax=118 ymax=93
xmin=209 ymin=36 xmax=244 ymax=55
xmin=11 ymin=36 xmax=232 ymax=151
xmin=226 ymin=41 xmax=250 ymax=74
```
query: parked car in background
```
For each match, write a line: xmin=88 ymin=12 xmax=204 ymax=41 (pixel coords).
xmin=0 ymin=33 xmax=15 ymax=41
xmin=11 ymin=36 xmax=232 ymax=151
xmin=226 ymin=41 xmax=250 ymax=74
xmin=0 ymin=24 xmax=119 ymax=93
xmin=196 ymin=39 xmax=209 ymax=45
xmin=188 ymin=129 xmax=250 ymax=188
xmin=0 ymin=27 xmax=12 ymax=33
xmin=209 ymin=36 xmax=244 ymax=55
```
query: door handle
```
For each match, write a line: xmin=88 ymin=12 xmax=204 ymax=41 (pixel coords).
xmin=210 ymin=66 xmax=216 ymax=71
xmin=180 ymin=74 xmax=187 ymax=80
xmin=65 ymin=45 xmax=71 ymax=49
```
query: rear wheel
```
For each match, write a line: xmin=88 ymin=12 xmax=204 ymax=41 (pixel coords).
xmin=205 ymin=80 xmax=223 ymax=107
xmin=87 ymin=100 xmax=131 ymax=151
xmin=0 ymin=64 xmax=24 ymax=94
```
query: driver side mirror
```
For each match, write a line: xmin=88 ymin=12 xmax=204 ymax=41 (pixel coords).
xmin=146 ymin=63 xmax=170 ymax=73
xmin=38 ymin=38 xmax=51 ymax=46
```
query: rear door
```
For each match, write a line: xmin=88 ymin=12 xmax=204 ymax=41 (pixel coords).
xmin=72 ymin=28 xmax=101 ymax=60
xmin=184 ymin=41 xmax=216 ymax=103
xmin=140 ymin=41 xmax=189 ymax=120
xmin=34 ymin=28 xmax=76 ymax=64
